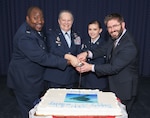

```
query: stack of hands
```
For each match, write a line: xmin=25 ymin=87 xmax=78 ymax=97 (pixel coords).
xmin=64 ymin=52 xmax=92 ymax=73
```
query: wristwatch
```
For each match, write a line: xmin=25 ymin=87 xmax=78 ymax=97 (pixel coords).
xmin=86 ymin=50 xmax=89 ymax=58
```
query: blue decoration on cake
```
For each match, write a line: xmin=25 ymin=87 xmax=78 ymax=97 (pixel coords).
xmin=64 ymin=93 xmax=98 ymax=103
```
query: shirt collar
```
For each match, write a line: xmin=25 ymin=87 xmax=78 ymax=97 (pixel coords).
xmin=61 ymin=30 xmax=71 ymax=37
xmin=91 ymin=35 xmax=100 ymax=44
xmin=115 ymin=29 xmax=127 ymax=44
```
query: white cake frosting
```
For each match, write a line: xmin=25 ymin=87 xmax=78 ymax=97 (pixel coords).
xmin=36 ymin=88 xmax=122 ymax=116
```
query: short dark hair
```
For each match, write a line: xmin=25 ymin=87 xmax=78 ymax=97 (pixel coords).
xmin=88 ymin=20 xmax=102 ymax=29
xmin=27 ymin=6 xmax=42 ymax=17
xmin=104 ymin=13 xmax=124 ymax=25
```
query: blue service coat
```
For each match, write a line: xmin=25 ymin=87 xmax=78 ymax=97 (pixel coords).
xmin=92 ymin=31 xmax=139 ymax=100
xmin=7 ymin=22 xmax=67 ymax=92
xmin=44 ymin=29 xmax=82 ymax=85
xmin=81 ymin=37 xmax=108 ymax=90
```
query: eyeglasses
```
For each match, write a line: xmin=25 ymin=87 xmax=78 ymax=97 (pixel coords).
xmin=107 ymin=24 xmax=121 ymax=30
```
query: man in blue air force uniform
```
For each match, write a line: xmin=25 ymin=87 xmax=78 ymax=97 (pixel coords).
xmin=44 ymin=10 xmax=82 ymax=88
xmin=7 ymin=7 xmax=79 ymax=118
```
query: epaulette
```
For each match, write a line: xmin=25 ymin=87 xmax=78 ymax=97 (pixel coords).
xmin=26 ymin=26 xmax=31 ymax=34
xmin=26 ymin=30 xmax=31 ymax=34
xmin=48 ymin=28 xmax=52 ymax=31
xmin=47 ymin=28 xmax=55 ymax=35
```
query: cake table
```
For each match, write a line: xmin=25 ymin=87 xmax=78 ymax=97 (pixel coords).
xmin=29 ymin=101 xmax=127 ymax=118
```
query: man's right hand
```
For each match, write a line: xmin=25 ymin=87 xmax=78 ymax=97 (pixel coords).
xmin=64 ymin=54 xmax=80 ymax=67
xmin=77 ymin=52 xmax=88 ymax=62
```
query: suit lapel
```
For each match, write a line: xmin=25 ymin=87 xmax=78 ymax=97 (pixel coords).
xmin=107 ymin=41 xmax=114 ymax=61
xmin=33 ymin=31 xmax=47 ymax=50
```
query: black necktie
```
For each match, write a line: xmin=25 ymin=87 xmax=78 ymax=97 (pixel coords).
xmin=113 ymin=40 xmax=117 ymax=50
xmin=65 ymin=32 xmax=71 ymax=47
xmin=109 ymin=41 xmax=117 ymax=61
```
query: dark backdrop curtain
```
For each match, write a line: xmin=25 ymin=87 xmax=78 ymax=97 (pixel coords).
xmin=0 ymin=0 xmax=150 ymax=77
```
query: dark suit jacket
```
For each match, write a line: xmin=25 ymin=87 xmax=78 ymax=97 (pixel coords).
xmin=92 ymin=31 xmax=139 ymax=100
xmin=7 ymin=22 xmax=67 ymax=92
xmin=44 ymin=29 xmax=82 ymax=85
xmin=81 ymin=37 xmax=108 ymax=90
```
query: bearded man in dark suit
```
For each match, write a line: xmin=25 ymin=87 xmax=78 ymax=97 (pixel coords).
xmin=77 ymin=13 xmax=139 ymax=116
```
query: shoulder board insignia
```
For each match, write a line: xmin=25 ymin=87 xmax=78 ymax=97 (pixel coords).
xmin=26 ymin=30 xmax=31 ymax=34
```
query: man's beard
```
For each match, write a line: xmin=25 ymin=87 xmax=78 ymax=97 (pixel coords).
xmin=111 ymin=28 xmax=123 ymax=40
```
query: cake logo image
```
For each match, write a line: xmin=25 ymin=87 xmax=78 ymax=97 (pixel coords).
xmin=64 ymin=93 xmax=98 ymax=103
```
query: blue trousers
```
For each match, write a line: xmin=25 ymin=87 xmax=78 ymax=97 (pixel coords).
xmin=14 ymin=90 xmax=43 ymax=118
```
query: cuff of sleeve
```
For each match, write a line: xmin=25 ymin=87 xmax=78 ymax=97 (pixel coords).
xmin=91 ymin=64 xmax=95 ymax=72
xmin=87 ymin=50 xmax=93 ymax=59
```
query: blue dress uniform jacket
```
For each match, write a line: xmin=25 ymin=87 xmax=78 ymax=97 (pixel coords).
xmin=44 ymin=29 xmax=82 ymax=86
xmin=81 ymin=37 xmax=108 ymax=90
xmin=7 ymin=22 xmax=68 ymax=92
xmin=92 ymin=31 xmax=139 ymax=100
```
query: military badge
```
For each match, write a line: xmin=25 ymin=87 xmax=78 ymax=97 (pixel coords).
xmin=73 ymin=33 xmax=81 ymax=45
xmin=56 ymin=36 xmax=61 ymax=46
xmin=96 ymin=42 xmax=99 ymax=45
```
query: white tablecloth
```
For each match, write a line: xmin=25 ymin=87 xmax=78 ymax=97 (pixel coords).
xmin=29 ymin=102 xmax=128 ymax=118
